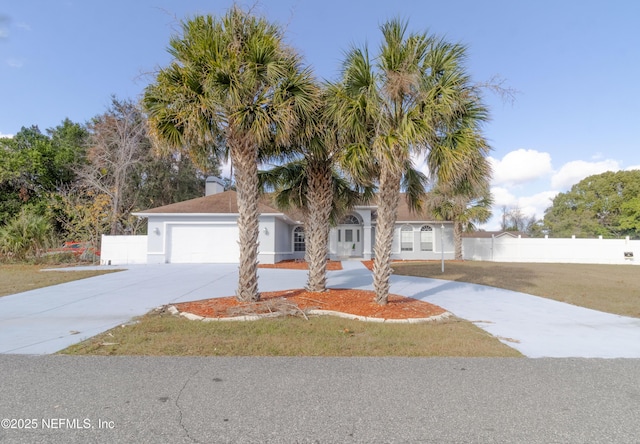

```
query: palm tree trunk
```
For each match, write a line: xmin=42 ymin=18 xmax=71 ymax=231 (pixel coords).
xmin=454 ymin=221 xmax=463 ymax=260
xmin=230 ymin=138 xmax=260 ymax=302
xmin=373 ymin=167 xmax=402 ymax=305
xmin=305 ymin=161 xmax=333 ymax=292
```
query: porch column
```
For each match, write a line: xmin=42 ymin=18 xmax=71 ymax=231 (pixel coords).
xmin=328 ymin=227 xmax=338 ymax=260
xmin=363 ymin=225 xmax=372 ymax=260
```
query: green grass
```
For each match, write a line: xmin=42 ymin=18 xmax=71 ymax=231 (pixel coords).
xmin=392 ymin=261 xmax=640 ymax=318
xmin=61 ymin=309 xmax=521 ymax=357
xmin=0 ymin=264 xmax=121 ymax=297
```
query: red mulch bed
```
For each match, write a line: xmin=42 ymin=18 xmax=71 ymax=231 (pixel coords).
xmin=258 ymin=260 xmax=342 ymax=271
xmin=172 ymin=288 xmax=446 ymax=320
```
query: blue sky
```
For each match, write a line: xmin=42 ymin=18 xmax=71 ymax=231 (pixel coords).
xmin=2 ymin=0 xmax=639 ymax=229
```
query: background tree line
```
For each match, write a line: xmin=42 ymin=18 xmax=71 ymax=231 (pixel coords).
xmin=0 ymin=97 xmax=218 ymax=261
xmin=496 ymin=170 xmax=640 ymax=239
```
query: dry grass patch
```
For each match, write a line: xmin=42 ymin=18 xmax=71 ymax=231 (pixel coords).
xmin=0 ymin=264 xmax=121 ymax=297
xmin=61 ymin=309 xmax=521 ymax=357
xmin=392 ymin=261 xmax=640 ymax=318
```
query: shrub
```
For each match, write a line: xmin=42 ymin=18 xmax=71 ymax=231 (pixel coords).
xmin=0 ymin=209 xmax=56 ymax=261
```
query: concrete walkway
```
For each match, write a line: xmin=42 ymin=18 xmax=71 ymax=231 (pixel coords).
xmin=1 ymin=261 xmax=640 ymax=357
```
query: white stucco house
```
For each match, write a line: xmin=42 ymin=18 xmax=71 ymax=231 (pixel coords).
xmin=116 ymin=177 xmax=454 ymax=265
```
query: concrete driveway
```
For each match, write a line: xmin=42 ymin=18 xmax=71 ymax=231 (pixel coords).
xmin=1 ymin=261 xmax=640 ymax=357
xmin=0 ymin=264 xmax=308 ymax=355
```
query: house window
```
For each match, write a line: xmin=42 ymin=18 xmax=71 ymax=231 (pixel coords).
xmin=345 ymin=229 xmax=353 ymax=243
xmin=401 ymin=225 xmax=413 ymax=251
xmin=293 ymin=226 xmax=305 ymax=252
xmin=420 ymin=225 xmax=434 ymax=251
xmin=341 ymin=214 xmax=360 ymax=225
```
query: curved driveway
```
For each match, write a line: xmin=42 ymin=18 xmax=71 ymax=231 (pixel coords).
xmin=1 ymin=261 xmax=640 ymax=357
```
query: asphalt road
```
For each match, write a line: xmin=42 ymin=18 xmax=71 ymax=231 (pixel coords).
xmin=1 ymin=356 xmax=639 ymax=443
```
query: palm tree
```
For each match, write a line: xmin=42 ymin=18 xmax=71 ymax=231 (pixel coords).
xmin=259 ymin=125 xmax=367 ymax=292
xmin=143 ymin=8 xmax=317 ymax=302
xmin=428 ymin=174 xmax=493 ymax=260
xmin=328 ymin=19 xmax=489 ymax=304
xmin=427 ymin=113 xmax=494 ymax=260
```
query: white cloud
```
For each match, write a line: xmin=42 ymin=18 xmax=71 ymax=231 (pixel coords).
xmin=6 ymin=58 xmax=24 ymax=68
xmin=0 ymin=132 xmax=13 ymax=138
xmin=490 ymin=186 xmax=517 ymax=207
xmin=489 ymin=149 xmax=552 ymax=186
xmin=490 ymin=188 xmax=556 ymax=218
xmin=550 ymin=159 xmax=620 ymax=189
xmin=518 ymin=191 xmax=558 ymax=218
xmin=626 ymin=165 xmax=640 ymax=171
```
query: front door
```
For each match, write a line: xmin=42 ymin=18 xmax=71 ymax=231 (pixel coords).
xmin=338 ymin=226 xmax=362 ymax=257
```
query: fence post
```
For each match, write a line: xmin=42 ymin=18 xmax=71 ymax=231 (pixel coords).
xmin=441 ymin=224 xmax=445 ymax=272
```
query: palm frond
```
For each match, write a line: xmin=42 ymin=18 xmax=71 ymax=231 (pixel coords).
xmin=401 ymin=160 xmax=429 ymax=212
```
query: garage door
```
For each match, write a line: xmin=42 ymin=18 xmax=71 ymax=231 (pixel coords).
xmin=167 ymin=224 xmax=239 ymax=263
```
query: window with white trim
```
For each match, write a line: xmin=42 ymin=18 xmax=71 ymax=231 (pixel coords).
xmin=401 ymin=225 xmax=413 ymax=251
xmin=420 ymin=225 xmax=433 ymax=251
xmin=293 ymin=226 xmax=305 ymax=252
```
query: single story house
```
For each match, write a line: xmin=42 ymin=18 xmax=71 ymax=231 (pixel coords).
xmin=130 ymin=177 xmax=455 ymax=264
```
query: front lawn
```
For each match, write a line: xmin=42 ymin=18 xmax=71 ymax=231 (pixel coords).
xmin=392 ymin=261 xmax=640 ymax=318
xmin=0 ymin=264 xmax=120 ymax=297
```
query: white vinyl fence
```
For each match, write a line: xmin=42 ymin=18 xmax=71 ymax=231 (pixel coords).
xmin=100 ymin=235 xmax=147 ymax=265
xmin=463 ymin=235 xmax=639 ymax=265
xmin=100 ymin=234 xmax=639 ymax=266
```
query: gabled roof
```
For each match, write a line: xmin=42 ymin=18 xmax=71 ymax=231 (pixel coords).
xmin=135 ymin=190 xmax=288 ymax=217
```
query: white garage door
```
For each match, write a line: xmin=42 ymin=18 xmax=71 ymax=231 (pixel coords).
xmin=167 ymin=224 xmax=239 ymax=263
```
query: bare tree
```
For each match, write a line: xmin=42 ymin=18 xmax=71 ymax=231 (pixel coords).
xmin=80 ymin=97 xmax=150 ymax=235
xmin=501 ymin=206 xmax=538 ymax=233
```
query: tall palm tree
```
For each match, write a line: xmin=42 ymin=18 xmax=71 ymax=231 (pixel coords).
xmin=143 ymin=8 xmax=317 ymax=302
xmin=328 ymin=19 xmax=489 ymax=304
